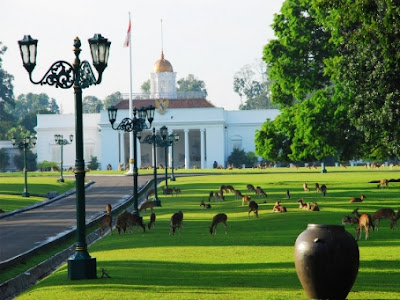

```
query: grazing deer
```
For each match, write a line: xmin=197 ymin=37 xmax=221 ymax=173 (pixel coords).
xmin=99 ymin=214 xmax=112 ymax=236
xmin=303 ymin=183 xmax=310 ymax=192
xmin=200 ymin=200 xmax=212 ymax=209
xmin=355 ymin=213 xmax=373 ymax=240
xmin=342 ymin=215 xmax=359 ymax=226
xmin=256 ymin=186 xmax=267 ymax=198
xmin=315 ymin=183 xmax=320 ymax=193
xmin=286 ymin=189 xmax=290 ymax=199
xmin=349 ymin=194 xmax=366 ymax=203
xmin=234 ymin=190 xmax=243 ymax=200
xmin=128 ymin=214 xmax=146 ymax=233
xmin=162 ymin=186 xmax=174 ymax=195
xmin=209 ymin=213 xmax=228 ymax=235
xmin=173 ymin=187 xmax=181 ymax=196
xmin=248 ymin=200 xmax=259 ymax=218
xmin=226 ymin=185 xmax=235 ymax=193
xmin=219 ymin=185 xmax=226 ymax=194
xmin=214 ymin=191 xmax=225 ymax=201
xmin=297 ymin=198 xmax=310 ymax=210
xmin=146 ymin=189 xmax=155 ymax=200
xmin=170 ymin=210 xmax=184 ymax=235
xmin=320 ymin=184 xmax=327 ymax=196
xmin=148 ymin=212 xmax=156 ymax=230
xmin=372 ymin=208 xmax=398 ymax=230
xmin=242 ymin=195 xmax=251 ymax=206
xmin=247 ymin=184 xmax=257 ymax=194
xmin=115 ymin=211 xmax=132 ymax=234
xmin=310 ymin=202 xmax=320 ymax=211
xmin=208 ymin=191 xmax=214 ymax=202
xmin=378 ymin=179 xmax=389 ymax=189
xmin=139 ymin=201 xmax=154 ymax=212
xmin=273 ymin=201 xmax=287 ymax=213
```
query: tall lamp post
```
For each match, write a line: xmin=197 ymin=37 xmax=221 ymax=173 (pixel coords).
xmin=169 ymin=133 xmax=179 ymax=181
xmin=108 ymin=105 xmax=155 ymax=215
xmin=11 ymin=135 xmax=37 ymax=197
xmin=18 ymin=34 xmax=111 ymax=280
xmin=54 ymin=134 xmax=73 ymax=182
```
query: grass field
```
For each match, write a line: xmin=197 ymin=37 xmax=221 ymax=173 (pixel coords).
xmin=8 ymin=167 xmax=400 ymax=299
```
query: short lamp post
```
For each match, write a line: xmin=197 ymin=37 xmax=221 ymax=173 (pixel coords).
xmin=168 ymin=133 xmax=179 ymax=181
xmin=18 ymin=33 xmax=111 ymax=280
xmin=11 ymin=135 xmax=37 ymax=197
xmin=108 ymin=105 xmax=155 ymax=215
xmin=54 ymin=134 xmax=73 ymax=182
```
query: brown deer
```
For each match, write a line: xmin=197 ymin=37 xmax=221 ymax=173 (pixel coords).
xmin=303 ymin=183 xmax=310 ymax=192
xmin=248 ymin=200 xmax=259 ymax=218
xmin=286 ymin=189 xmax=290 ymax=199
xmin=105 ymin=203 xmax=112 ymax=215
xmin=372 ymin=208 xmax=398 ymax=230
xmin=162 ymin=186 xmax=174 ymax=195
xmin=272 ymin=201 xmax=287 ymax=213
xmin=355 ymin=213 xmax=373 ymax=240
xmin=214 ymin=191 xmax=224 ymax=201
xmin=116 ymin=211 xmax=131 ymax=234
xmin=139 ymin=201 xmax=154 ymax=212
xmin=378 ymin=179 xmax=389 ymax=189
xmin=146 ymin=189 xmax=155 ymax=200
xmin=148 ymin=212 xmax=156 ymax=230
xmin=320 ymin=184 xmax=327 ymax=196
xmin=173 ymin=187 xmax=181 ymax=196
xmin=315 ymin=183 xmax=320 ymax=193
xmin=225 ymin=185 xmax=235 ymax=193
xmin=349 ymin=194 xmax=366 ymax=203
xmin=256 ymin=186 xmax=267 ymax=198
xmin=342 ymin=215 xmax=359 ymax=226
xmin=310 ymin=202 xmax=320 ymax=211
xmin=127 ymin=214 xmax=146 ymax=233
xmin=170 ymin=210 xmax=184 ymax=235
xmin=297 ymin=198 xmax=310 ymax=210
xmin=209 ymin=213 xmax=228 ymax=235
xmin=200 ymin=200 xmax=212 ymax=209
xmin=234 ymin=190 xmax=243 ymax=200
xmin=99 ymin=214 xmax=112 ymax=236
xmin=208 ymin=191 xmax=214 ymax=202
xmin=242 ymin=195 xmax=251 ymax=206
xmin=247 ymin=184 xmax=257 ymax=194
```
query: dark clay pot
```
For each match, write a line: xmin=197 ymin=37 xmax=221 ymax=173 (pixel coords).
xmin=294 ymin=224 xmax=359 ymax=300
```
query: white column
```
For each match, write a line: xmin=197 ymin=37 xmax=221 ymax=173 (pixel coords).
xmin=200 ymin=128 xmax=205 ymax=169
xmin=184 ymin=129 xmax=190 ymax=169
xmin=137 ymin=135 xmax=142 ymax=168
xmin=168 ymin=130 xmax=173 ymax=167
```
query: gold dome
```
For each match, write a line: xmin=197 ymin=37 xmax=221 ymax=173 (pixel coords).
xmin=153 ymin=51 xmax=173 ymax=73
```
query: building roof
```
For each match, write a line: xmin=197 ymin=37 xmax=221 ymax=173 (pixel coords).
xmin=115 ymin=98 xmax=216 ymax=109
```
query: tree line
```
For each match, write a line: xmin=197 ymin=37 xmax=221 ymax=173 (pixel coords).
xmin=255 ymin=0 xmax=400 ymax=163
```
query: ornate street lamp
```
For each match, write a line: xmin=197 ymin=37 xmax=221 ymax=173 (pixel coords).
xmin=54 ymin=134 xmax=74 ymax=182
xmin=18 ymin=34 xmax=111 ymax=280
xmin=168 ymin=133 xmax=180 ymax=181
xmin=107 ymin=105 xmax=155 ymax=215
xmin=160 ymin=126 xmax=169 ymax=190
xmin=11 ymin=135 xmax=37 ymax=197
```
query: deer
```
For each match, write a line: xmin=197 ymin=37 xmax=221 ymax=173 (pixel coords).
xmin=115 ymin=211 xmax=131 ymax=234
xmin=297 ymin=198 xmax=310 ymax=210
xmin=208 ymin=191 xmax=214 ymax=202
xmin=320 ymin=184 xmax=327 ymax=196
xmin=242 ymin=195 xmax=251 ymax=206
xmin=355 ymin=213 xmax=373 ymax=240
xmin=248 ymin=201 xmax=259 ymax=218
xmin=173 ymin=187 xmax=181 ymax=196
xmin=315 ymin=183 xmax=320 ymax=193
xmin=200 ymin=200 xmax=212 ymax=209
xmin=214 ymin=191 xmax=224 ymax=201
xmin=162 ymin=186 xmax=174 ymax=195
xmin=310 ymin=202 xmax=320 ymax=211
xmin=273 ymin=201 xmax=287 ymax=213
xmin=234 ymin=189 xmax=243 ymax=200
xmin=148 ymin=212 xmax=156 ymax=230
xmin=139 ymin=201 xmax=154 ymax=212
xmin=342 ymin=215 xmax=359 ymax=226
xmin=146 ymin=189 xmax=155 ymax=200
xmin=378 ymin=179 xmax=389 ymax=189
xmin=349 ymin=194 xmax=366 ymax=203
xmin=99 ymin=214 xmax=112 ymax=236
xmin=372 ymin=208 xmax=399 ymax=230
xmin=105 ymin=203 xmax=112 ymax=215
xmin=303 ymin=183 xmax=310 ymax=192
xmin=170 ymin=210 xmax=183 ymax=235
xmin=247 ymin=184 xmax=257 ymax=194
xmin=225 ymin=185 xmax=235 ymax=193
xmin=209 ymin=213 xmax=228 ymax=235
xmin=286 ymin=189 xmax=291 ymax=199
xmin=256 ymin=186 xmax=267 ymax=198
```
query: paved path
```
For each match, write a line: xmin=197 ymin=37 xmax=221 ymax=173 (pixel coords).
xmin=0 ymin=175 xmax=153 ymax=264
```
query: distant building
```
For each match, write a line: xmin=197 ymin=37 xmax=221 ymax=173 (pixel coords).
xmin=35 ymin=52 xmax=279 ymax=170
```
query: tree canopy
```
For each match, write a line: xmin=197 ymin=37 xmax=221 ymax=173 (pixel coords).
xmin=83 ymin=95 xmax=103 ymax=113
xmin=0 ymin=42 xmax=15 ymax=139
xmin=177 ymin=74 xmax=208 ymax=97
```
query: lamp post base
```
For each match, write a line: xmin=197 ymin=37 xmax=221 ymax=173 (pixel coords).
xmin=68 ymin=255 xmax=97 ymax=280
xmin=22 ymin=191 xmax=30 ymax=197
xmin=152 ymin=198 xmax=162 ymax=207
xmin=58 ymin=178 xmax=65 ymax=183
xmin=170 ymin=176 xmax=176 ymax=181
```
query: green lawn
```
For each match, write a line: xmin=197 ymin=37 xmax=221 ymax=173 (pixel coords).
xmin=10 ymin=167 xmax=400 ymax=299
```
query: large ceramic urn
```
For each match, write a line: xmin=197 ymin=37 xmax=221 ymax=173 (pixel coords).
xmin=294 ymin=224 xmax=359 ymax=299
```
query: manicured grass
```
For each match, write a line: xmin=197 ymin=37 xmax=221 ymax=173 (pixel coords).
xmin=0 ymin=175 xmax=75 ymax=212
xmin=13 ymin=167 xmax=400 ymax=299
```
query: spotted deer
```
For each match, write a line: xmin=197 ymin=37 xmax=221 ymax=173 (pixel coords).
xmin=315 ymin=183 xmax=320 ymax=193
xmin=297 ymin=198 xmax=310 ymax=210
xmin=99 ymin=204 xmax=112 ymax=236
xmin=256 ymin=186 xmax=267 ymax=198
xmin=303 ymin=183 xmax=310 ymax=192
xmin=273 ymin=201 xmax=287 ymax=213
xmin=247 ymin=184 xmax=257 ymax=194
xmin=148 ymin=212 xmax=156 ymax=230
xmin=310 ymin=202 xmax=320 ymax=211
xmin=355 ymin=213 xmax=373 ymax=240
xmin=248 ymin=200 xmax=259 ymax=218
xmin=242 ymin=195 xmax=251 ymax=206
xmin=200 ymin=200 xmax=212 ymax=209
xmin=209 ymin=213 xmax=228 ymax=235
xmin=320 ymin=184 xmax=327 ymax=196
xmin=234 ymin=190 xmax=243 ymax=200
xmin=170 ymin=210 xmax=184 ymax=235
xmin=139 ymin=201 xmax=154 ymax=212
xmin=372 ymin=208 xmax=400 ymax=230
xmin=377 ymin=179 xmax=389 ymax=189
xmin=349 ymin=194 xmax=366 ymax=203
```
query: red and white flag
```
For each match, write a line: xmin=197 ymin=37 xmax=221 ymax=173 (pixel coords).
xmin=124 ymin=13 xmax=131 ymax=47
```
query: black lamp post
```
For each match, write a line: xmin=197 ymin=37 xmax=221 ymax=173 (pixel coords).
xmin=107 ymin=105 xmax=155 ymax=215
xmin=168 ymin=133 xmax=180 ymax=181
xmin=18 ymin=34 xmax=111 ymax=280
xmin=143 ymin=128 xmax=161 ymax=206
xmin=160 ymin=126 xmax=169 ymax=189
xmin=11 ymin=135 xmax=37 ymax=197
xmin=54 ymin=134 xmax=73 ymax=182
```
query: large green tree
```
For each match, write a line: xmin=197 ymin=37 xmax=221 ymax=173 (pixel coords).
xmin=177 ymin=74 xmax=208 ymax=97
xmin=82 ymin=95 xmax=103 ymax=113
xmin=103 ymin=92 xmax=122 ymax=109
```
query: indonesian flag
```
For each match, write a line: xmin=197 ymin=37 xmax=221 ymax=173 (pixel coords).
xmin=124 ymin=13 xmax=131 ymax=47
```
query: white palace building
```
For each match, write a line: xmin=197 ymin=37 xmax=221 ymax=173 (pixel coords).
xmin=35 ymin=52 xmax=279 ymax=170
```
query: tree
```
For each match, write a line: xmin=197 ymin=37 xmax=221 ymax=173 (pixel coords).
xmin=9 ymin=93 xmax=59 ymax=120
xmin=14 ymin=150 xmax=37 ymax=171
xmin=177 ymin=74 xmax=208 ymax=97
xmin=0 ymin=42 xmax=16 ymax=139
xmin=141 ymin=80 xmax=150 ymax=94
xmin=0 ymin=149 xmax=9 ymax=170
xmin=103 ymin=92 xmax=122 ymax=109
xmin=82 ymin=96 xmax=103 ymax=113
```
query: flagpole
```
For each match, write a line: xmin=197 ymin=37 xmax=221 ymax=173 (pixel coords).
xmin=128 ymin=12 xmax=134 ymax=174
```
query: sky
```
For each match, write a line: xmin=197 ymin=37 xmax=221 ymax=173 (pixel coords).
xmin=0 ymin=0 xmax=285 ymax=114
